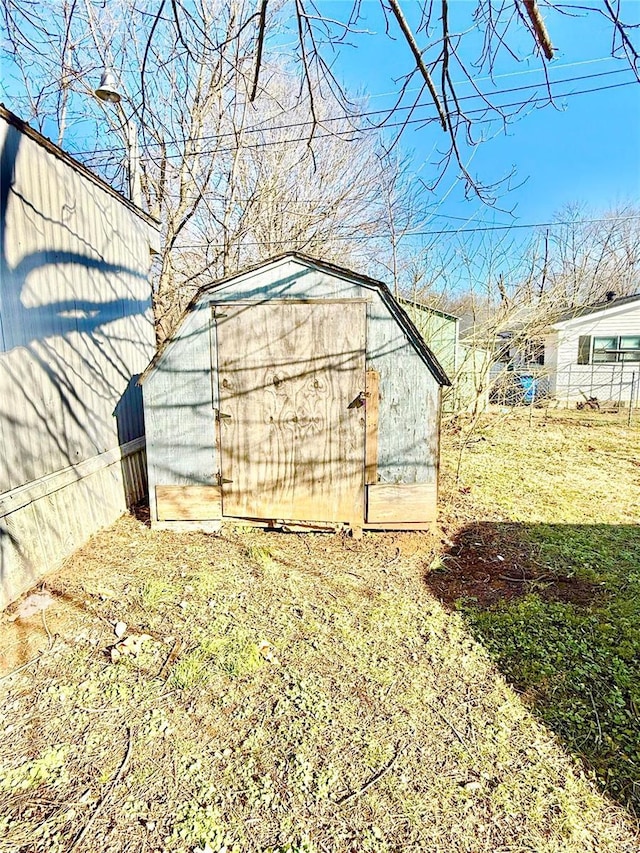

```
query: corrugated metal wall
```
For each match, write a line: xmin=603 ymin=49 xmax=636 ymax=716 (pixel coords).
xmin=0 ymin=108 xmax=158 ymax=608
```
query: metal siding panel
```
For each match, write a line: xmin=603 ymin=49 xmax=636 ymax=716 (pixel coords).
xmin=404 ymin=304 xmax=457 ymax=377
xmin=0 ymin=111 xmax=155 ymax=488
xmin=210 ymin=263 xmax=367 ymax=303
xmin=144 ymin=302 xmax=217 ymax=498
xmin=0 ymin=111 xmax=156 ymax=603
xmin=367 ymin=294 xmax=439 ymax=485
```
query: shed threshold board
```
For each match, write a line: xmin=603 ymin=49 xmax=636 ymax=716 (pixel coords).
xmin=221 ymin=515 xmax=345 ymax=532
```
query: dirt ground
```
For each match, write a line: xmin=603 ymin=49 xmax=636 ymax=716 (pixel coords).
xmin=1 ymin=407 xmax=639 ymax=852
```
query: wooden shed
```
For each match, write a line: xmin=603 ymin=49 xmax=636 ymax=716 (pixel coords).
xmin=140 ymin=254 xmax=450 ymax=533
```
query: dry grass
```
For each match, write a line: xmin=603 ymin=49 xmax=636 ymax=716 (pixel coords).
xmin=1 ymin=407 xmax=639 ymax=852
xmin=443 ymin=406 xmax=639 ymax=525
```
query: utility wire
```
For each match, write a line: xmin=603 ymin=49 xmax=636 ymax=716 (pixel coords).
xmin=170 ymin=215 xmax=640 ymax=250
xmin=77 ymin=79 xmax=638 ymax=167
xmin=69 ymin=67 xmax=635 ymax=158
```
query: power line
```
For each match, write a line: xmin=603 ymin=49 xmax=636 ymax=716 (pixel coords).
xmin=170 ymin=215 xmax=640 ymax=250
xmin=112 ymin=80 xmax=639 ymax=163
xmin=69 ymin=66 xmax=636 ymax=159
xmin=76 ymin=79 xmax=639 ymax=169
xmin=364 ymin=56 xmax=617 ymax=99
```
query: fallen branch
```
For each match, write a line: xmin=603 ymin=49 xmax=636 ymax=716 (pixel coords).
xmin=499 ymin=573 xmax=551 ymax=583
xmin=0 ymin=652 xmax=43 ymax=682
xmin=42 ymin=607 xmax=54 ymax=649
xmin=158 ymin=636 xmax=183 ymax=680
xmin=428 ymin=702 xmax=471 ymax=753
xmin=69 ymin=726 xmax=133 ymax=852
xmin=337 ymin=743 xmax=404 ymax=804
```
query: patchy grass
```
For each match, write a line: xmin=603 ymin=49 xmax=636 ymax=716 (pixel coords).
xmin=0 ymin=405 xmax=638 ymax=851
xmin=445 ymin=407 xmax=638 ymax=525
xmin=439 ymin=406 xmax=640 ymax=811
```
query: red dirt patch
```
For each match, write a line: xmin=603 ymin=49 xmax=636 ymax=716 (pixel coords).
xmin=427 ymin=522 xmax=605 ymax=609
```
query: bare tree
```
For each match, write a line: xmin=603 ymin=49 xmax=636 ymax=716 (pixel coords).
xmin=3 ymin=1 xmax=639 ymax=203
xmin=2 ymin=1 xmax=437 ymax=340
xmin=2 ymin=1 xmax=638 ymax=342
xmin=538 ymin=203 xmax=640 ymax=307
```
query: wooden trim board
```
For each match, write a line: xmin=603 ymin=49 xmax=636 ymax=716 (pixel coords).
xmin=365 ymin=369 xmax=379 ymax=485
xmin=366 ymin=483 xmax=437 ymax=524
xmin=363 ymin=521 xmax=435 ymax=531
xmin=156 ymin=485 xmax=222 ymax=521
xmin=0 ymin=437 xmax=145 ymax=518
xmin=211 ymin=298 xmax=371 ymax=306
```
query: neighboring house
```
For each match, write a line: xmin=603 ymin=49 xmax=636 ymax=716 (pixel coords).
xmin=400 ymin=298 xmax=459 ymax=377
xmin=487 ymin=327 xmax=549 ymax=405
xmin=542 ymin=293 xmax=640 ymax=405
xmin=0 ymin=106 xmax=160 ymax=608
xmin=485 ymin=293 xmax=640 ymax=406
xmin=401 ymin=298 xmax=491 ymax=412
xmin=140 ymin=254 xmax=450 ymax=533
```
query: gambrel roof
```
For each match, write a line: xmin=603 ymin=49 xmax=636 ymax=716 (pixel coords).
xmin=140 ymin=253 xmax=451 ymax=386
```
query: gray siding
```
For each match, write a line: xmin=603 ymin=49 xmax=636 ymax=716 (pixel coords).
xmin=143 ymin=302 xmax=218 ymax=523
xmin=367 ymin=297 xmax=440 ymax=484
xmin=0 ymin=109 xmax=157 ymax=608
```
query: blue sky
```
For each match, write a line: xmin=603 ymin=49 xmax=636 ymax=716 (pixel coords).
xmin=318 ymin=1 xmax=640 ymax=227
xmin=2 ymin=1 xmax=637 ymax=240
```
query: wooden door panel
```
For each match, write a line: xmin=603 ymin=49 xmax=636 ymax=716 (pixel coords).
xmin=215 ymin=301 xmax=366 ymax=523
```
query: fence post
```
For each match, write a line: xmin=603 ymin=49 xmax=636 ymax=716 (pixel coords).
xmin=618 ymin=364 xmax=624 ymax=411
xmin=610 ymin=365 xmax=615 ymax=405
xmin=629 ymin=372 xmax=636 ymax=428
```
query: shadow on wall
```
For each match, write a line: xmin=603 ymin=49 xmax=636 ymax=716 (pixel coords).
xmin=0 ymin=119 xmax=153 ymax=605
xmin=425 ymin=520 xmax=640 ymax=816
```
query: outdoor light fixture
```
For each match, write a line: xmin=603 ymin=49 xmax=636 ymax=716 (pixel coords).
xmin=94 ymin=68 xmax=122 ymax=104
xmin=94 ymin=67 xmax=142 ymax=208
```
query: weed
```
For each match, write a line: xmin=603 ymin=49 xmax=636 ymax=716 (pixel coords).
xmin=448 ymin=408 xmax=640 ymax=809
xmin=246 ymin=543 xmax=279 ymax=577
xmin=0 ymin=746 xmax=69 ymax=791
xmin=168 ymin=799 xmax=235 ymax=850
xmin=139 ymin=577 xmax=176 ymax=609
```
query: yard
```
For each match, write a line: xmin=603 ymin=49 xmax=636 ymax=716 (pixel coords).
xmin=1 ymin=407 xmax=638 ymax=852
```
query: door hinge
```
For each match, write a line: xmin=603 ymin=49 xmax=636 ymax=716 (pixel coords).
xmin=215 ymin=409 xmax=232 ymax=421
xmin=216 ymin=472 xmax=233 ymax=486
xmin=212 ymin=308 xmax=228 ymax=320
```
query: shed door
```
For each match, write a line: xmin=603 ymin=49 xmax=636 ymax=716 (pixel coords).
xmin=215 ymin=301 xmax=366 ymax=524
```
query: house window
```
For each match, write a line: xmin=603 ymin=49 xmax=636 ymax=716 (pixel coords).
xmin=591 ymin=335 xmax=640 ymax=363
xmin=620 ymin=336 xmax=640 ymax=361
xmin=592 ymin=336 xmax=618 ymax=363
xmin=523 ymin=340 xmax=545 ymax=366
